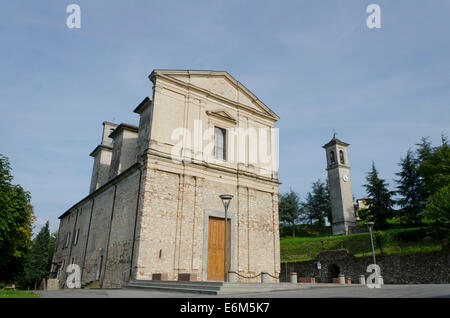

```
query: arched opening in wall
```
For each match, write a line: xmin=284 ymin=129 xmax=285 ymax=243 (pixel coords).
xmin=328 ymin=264 xmax=340 ymax=282
xmin=330 ymin=151 xmax=336 ymax=164
xmin=339 ymin=150 xmax=345 ymax=164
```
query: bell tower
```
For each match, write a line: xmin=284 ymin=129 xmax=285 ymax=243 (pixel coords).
xmin=322 ymin=134 xmax=356 ymax=235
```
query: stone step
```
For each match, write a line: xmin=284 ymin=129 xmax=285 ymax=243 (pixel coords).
xmin=124 ymin=283 xmax=220 ymax=295
xmin=127 ymin=280 xmax=223 ymax=290
xmin=124 ymin=280 xmax=311 ymax=295
xmin=130 ymin=280 xmax=223 ymax=286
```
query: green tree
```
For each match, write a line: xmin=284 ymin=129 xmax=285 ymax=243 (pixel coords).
xmin=395 ymin=149 xmax=424 ymax=225
xmin=373 ymin=230 xmax=386 ymax=256
xmin=326 ymin=179 xmax=333 ymax=225
xmin=362 ymin=162 xmax=395 ymax=228
xmin=416 ymin=136 xmax=433 ymax=163
xmin=418 ymin=136 xmax=450 ymax=195
xmin=21 ymin=222 xmax=51 ymax=290
xmin=48 ymin=231 xmax=58 ymax=272
xmin=302 ymin=192 xmax=315 ymax=226
xmin=422 ymin=185 xmax=450 ymax=248
xmin=279 ymin=189 xmax=301 ymax=238
xmin=0 ymin=155 xmax=35 ymax=283
xmin=301 ymin=179 xmax=331 ymax=226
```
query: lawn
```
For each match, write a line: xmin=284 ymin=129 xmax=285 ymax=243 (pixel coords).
xmin=280 ymin=227 xmax=443 ymax=262
xmin=0 ymin=289 xmax=38 ymax=298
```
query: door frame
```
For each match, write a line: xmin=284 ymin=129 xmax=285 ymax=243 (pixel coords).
xmin=202 ymin=209 xmax=236 ymax=281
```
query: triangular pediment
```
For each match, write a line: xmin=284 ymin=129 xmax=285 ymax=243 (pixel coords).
xmin=150 ymin=70 xmax=279 ymax=121
xmin=206 ymin=109 xmax=237 ymax=124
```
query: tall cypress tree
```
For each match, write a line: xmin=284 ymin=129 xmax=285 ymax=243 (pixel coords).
xmin=302 ymin=192 xmax=315 ymax=226
xmin=422 ymin=185 xmax=450 ymax=248
xmin=418 ymin=135 xmax=450 ymax=195
xmin=395 ymin=149 xmax=424 ymax=225
xmin=302 ymin=180 xmax=331 ymax=226
xmin=416 ymin=137 xmax=433 ymax=163
xmin=278 ymin=189 xmax=301 ymax=238
xmin=415 ymin=136 xmax=433 ymax=203
xmin=363 ymin=162 xmax=395 ymax=228
xmin=22 ymin=222 xmax=51 ymax=289
xmin=325 ymin=178 xmax=332 ymax=225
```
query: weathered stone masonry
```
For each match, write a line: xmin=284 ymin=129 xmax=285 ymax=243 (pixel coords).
xmin=281 ymin=249 xmax=450 ymax=284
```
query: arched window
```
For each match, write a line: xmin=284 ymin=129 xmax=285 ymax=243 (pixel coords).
xmin=339 ymin=150 xmax=345 ymax=164
xmin=330 ymin=151 xmax=336 ymax=164
xmin=329 ymin=264 xmax=340 ymax=279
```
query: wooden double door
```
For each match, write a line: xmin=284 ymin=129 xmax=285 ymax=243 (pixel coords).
xmin=207 ymin=217 xmax=230 ymax=281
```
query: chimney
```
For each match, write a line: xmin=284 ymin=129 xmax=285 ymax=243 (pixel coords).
xmin=89 ymin=122 xmax=117 ymax=193
xmin=108 ymin=123 xmax=139 ymax=180
xmin=133 ymin=96 xmax=153 ymax=162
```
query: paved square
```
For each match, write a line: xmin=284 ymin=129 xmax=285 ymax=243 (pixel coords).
xmin=35 ymin=284 xmax=450 ymax=298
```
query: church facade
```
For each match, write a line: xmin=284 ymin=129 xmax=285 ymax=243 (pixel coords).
xmin=51 ymin=70 xmax=280 ymax=288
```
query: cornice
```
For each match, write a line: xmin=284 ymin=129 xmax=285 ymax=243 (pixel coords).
xmin=89 ymin=144 xmax=113 ymax=157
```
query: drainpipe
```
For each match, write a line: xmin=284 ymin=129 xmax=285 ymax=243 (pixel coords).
xmin=100 ymin=184 xmax=117 ymax=288
xmin=80 ymin=198 xmax=95 ymax=284
xmin=67 ymin=208 xmax=80 ymax=270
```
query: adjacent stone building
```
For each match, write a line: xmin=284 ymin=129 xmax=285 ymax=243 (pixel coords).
xmin=51 ymin=70 xmax=280 ymax=288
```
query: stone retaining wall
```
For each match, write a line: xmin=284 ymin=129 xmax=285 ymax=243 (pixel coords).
xmin=280 ymin=248 xmax=450 ymax=284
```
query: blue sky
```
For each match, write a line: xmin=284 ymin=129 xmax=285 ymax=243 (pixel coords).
xmin=1 ymin=1 xmax=449 ymax=233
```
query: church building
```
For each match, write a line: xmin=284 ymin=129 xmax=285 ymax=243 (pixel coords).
xmin=51 ymin=70 xmax=280 ymax=288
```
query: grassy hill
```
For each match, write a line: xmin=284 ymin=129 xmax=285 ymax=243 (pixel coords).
xmin=280 ymin=226 xmax=443 ymax=263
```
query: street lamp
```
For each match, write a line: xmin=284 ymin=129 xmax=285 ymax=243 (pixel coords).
xmin=219 ymin=194 xmax=233 ymax=282
xmin=365 ymin=222 xmax=376 ymax=265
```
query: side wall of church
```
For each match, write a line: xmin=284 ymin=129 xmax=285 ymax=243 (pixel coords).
xmin=52 ymin=168 xmax=141 ymax=288
xmin=101 ymin=169 xmax=141 ymax=287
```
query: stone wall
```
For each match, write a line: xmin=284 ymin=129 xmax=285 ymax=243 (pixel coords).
xmin=280 ymin=248 xmax=450 ymax=284
xmin=52 ymin=167 xmax=141 ymax=288
xmin=133 ymin=153 xmax=280 ymax=283
xmin=101 ymin=170 xmax=141 ymax=287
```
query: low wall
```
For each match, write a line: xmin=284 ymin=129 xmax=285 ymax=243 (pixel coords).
xmin=280 ymin=248 xmax=450 ymax=284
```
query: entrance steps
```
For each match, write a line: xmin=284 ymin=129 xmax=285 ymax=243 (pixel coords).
xmin=124 ymin=280 xmax=312 ymax=295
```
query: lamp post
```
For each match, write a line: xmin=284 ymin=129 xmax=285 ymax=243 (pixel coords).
xmin=365 ymin=222 xmax=376 ymax=265
xmin=219 ymin=194 xmax=233 ymax=282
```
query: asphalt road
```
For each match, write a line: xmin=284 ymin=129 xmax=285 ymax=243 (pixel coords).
xmin=35 ymin=284 xmax=450 ymax=298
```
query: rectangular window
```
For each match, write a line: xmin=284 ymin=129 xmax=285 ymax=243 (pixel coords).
xmin=73 ymin=229 xmax=79 ymax=246
xmin=57 ymin=260 xmax=65 ymax=279
xmin=62 ymin=234 xmax=66 ymax=249
xmin=96 ymin=255 xmax=104 ymax=280
xmin=64 ymin=233 xmax=71 ymax=249
xmin=214 ymin=127 xmax=227 ymax=161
